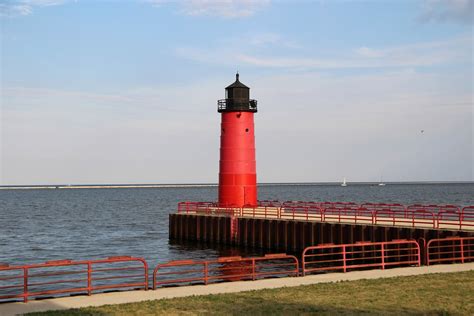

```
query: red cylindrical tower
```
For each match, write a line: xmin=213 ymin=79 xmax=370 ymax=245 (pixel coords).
xmin=217 ymin=74 xmax=258 ymax=207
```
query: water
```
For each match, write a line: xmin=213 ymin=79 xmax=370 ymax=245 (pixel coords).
xmin=0 ymin=183 xmax=473 ymax=267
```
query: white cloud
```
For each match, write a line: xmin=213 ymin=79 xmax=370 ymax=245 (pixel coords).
xmin=0 ymin=0 xmax=66 ymax=17
xmin=178 ymin=35 xmax=471 ymax=70
xmin=419 ymin=0 xmax=473 ymax=24
xmin=355 ymin=47 xmax=384 ymax=58
xmin=147 ymin=0 xmax=270 ymax=18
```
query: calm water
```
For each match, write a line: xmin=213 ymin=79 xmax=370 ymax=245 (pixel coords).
xmin=0 ymin=183 xmax=473 ymax=267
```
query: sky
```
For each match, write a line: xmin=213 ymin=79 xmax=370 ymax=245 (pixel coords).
xmin=0 ymin=0 xmax=473 ymax=185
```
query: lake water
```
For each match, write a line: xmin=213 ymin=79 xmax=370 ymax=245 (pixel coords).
xmin=0 ymin=183 xmax=473 ymax=267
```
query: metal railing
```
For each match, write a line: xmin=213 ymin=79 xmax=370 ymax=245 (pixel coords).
xmin=178 ymin=201 xmax=474 ymax=230
xmin=0 ymin=256 xmax=148 ymax=303
xmin=426 ymin=237 xmax=474 ymax=265
xmin=407 ymin=204 xmax=460 ymax=213
xmin=153 ymin=254 xmax=298 ymax=289
xmin=2 ymin=236 xmax=473 ymax=304
xmin=217 ymin=99 xmax=257 ymax=112
xmin=177 ymin=201 xmax=474 ymax=230
xmin=302 ymin=240 xmax=420 ymax=276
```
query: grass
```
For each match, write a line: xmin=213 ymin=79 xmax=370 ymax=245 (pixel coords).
xmin=28 ymin=271 xmax=474 ymax=315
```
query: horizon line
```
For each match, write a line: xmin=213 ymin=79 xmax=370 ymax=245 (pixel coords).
xmin=1 ymin=181 xmax=473 ymax=190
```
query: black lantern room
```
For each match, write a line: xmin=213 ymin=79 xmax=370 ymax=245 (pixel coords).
xmin=218 ymin=73 xmax=257 ymax=113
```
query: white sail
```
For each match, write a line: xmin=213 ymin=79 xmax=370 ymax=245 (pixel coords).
xmin=378 ymin=176 xmax=385 ymax=186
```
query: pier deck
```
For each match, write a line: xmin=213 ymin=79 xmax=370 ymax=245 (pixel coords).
xmin=170 ymin=203 xmax=474 ymax=252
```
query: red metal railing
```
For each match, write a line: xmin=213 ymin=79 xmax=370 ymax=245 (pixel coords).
xmin=320 ymin=201 xmax=358 ymax=210
xmin=361 ymin=203 xmax=407 ymax=217
xmin=0 ymin=256 xmax=148 ymax=303
xmin=177 ymin=201 xmax=473 ymax=231
xmin=280 ymin=206 xmax=323 ymax=221
xmin=460 ymin=206 xmax=474 ymax=229
xmin=323 ymin=207 xmax=374 ymax=225
xmin=258 ymin=200 xmax=282 ymax=207
xmin=302 ymin=240 xmax=420 ymax=276
xmin=436 ymin=207 xmax=474 ymax=230
xmin=177 ymin=201 xmax=218 ymax=214
xmin=2 ymin=235 xmax=473 ymax=304
xmin=361 ymin=203 xmax=405 ymax=211
xmin=282 ymin=201 xmax=321 ymax=209
xmin=153 ymin=254 xmax=298 ymax=289
xmin=407 ymin=204 xmax=460 ymax=213
xmin=241 ymin=205 xmax=278 ymax=219
xmin=374 ymin=209 xmax=436 ymax=228
xmin=426 ymin=237 xmax=474 ymax=265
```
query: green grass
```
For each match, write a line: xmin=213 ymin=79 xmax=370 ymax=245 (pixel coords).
xmin=29 ymin=271 xmax=474 ymax=315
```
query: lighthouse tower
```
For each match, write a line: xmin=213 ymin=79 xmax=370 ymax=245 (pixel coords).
xmin=217 ymin=73 xmax=258 ymax=207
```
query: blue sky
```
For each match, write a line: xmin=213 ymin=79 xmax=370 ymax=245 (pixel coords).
xmin=1 ymin=0 xmax=473 ymax=184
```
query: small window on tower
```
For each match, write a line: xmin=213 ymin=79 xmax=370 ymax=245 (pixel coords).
xmin=245 ymin=128 xmax=249 ymax=133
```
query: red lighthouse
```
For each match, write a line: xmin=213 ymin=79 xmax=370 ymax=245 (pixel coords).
xmin=217 ymin=74 xmax=258 ymax=207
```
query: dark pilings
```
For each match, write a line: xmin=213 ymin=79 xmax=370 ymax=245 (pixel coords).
xmin=169 ymin=214 xmax=474 ymax=252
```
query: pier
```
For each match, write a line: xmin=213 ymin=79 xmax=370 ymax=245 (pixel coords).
xmin=169 ymin=201 xmax=474 ymax=252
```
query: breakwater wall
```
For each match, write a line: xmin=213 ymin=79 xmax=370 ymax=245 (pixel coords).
xmin=169 ymin=214 xmax=474 ymax=252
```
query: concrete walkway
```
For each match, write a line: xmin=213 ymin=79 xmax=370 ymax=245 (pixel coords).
xmin=1 ymin=263 xmax=473 ymax=316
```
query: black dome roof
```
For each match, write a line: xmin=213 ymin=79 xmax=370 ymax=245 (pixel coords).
xmin=226 ymin=73 xmax=249 ymax=89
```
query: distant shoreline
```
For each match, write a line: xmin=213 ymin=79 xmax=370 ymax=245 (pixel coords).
xmin=0 ymin=181 xmax=473 ymax=190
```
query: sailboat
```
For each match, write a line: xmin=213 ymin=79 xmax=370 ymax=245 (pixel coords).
xmin=378 ymin=176 xmax=386 ymax=186
xmin=341 ymin=177 xmax=347 ymax=187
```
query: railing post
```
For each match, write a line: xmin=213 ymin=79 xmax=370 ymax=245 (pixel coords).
xmin=302 ymin=251 xmax=306 ymax=277
xmin=252 ymin=259 xmax=256 ymax=281
xmin=460 ymin=238 xmax=465 ymax=264
xmin=416 ymin=242 xmax=421 ymax=267
xmin=144 ymin=260 xmax=149 ymax=291
xmin=426 ymin=241 xmax=431 ymax=266
xmin=204 ymin=262 xmax=208 ymax=285
xmin=294 ymin=256 xmax=299 ymax=277
xmin=342 ymin=245 xmax=347 ymax=273
xmin=381 ymin=243 xmax=385 ymax=270
xmin=23 ymin=267 xmax=28 ymax=303
xmin=87 ymin=262 xmax=92 ymax=296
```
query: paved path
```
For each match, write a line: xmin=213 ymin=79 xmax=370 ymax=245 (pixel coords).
xmin=1 ymin=263 xmax=473 ymax=316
